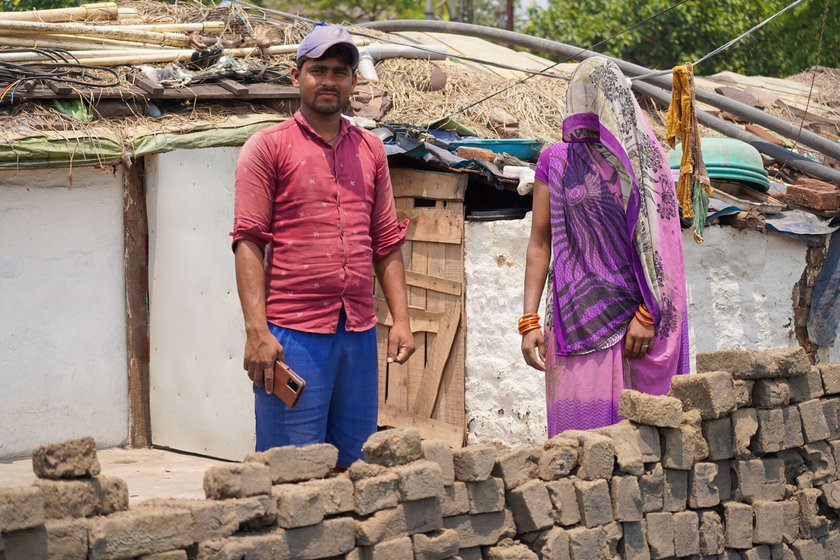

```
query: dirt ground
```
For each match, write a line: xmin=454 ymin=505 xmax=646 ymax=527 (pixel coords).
xmin=0 ymin=447 xmax=228 ymax=504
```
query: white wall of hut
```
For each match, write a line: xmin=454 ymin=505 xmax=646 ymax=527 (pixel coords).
xmin=463 ymin=211 xmax=820 ymax=446
xmin=0 ymin=146 xmax=835 ymax=459
xmin=0 ymin=165 xmax=128 ymax=459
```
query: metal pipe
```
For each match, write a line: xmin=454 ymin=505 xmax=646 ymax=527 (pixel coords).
xmin=632 ymin=80 xmax=840 ymax=185
xmin=359 ymin=19 xmax=840 ymax=163
xmin=356 ymin=44 xmax=448 ymax=81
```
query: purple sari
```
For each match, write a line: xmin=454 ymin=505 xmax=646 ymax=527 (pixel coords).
xmin=536 ymin=58 xmax=690 ymax=436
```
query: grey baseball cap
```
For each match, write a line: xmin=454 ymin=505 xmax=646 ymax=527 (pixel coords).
xmin=296 ymin=25 xmax=359 ymax=67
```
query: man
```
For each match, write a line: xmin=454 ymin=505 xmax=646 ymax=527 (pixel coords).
xmin=231 ymin=25 xmax=414 ymax=468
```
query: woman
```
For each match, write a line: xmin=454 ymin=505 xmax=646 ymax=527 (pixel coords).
xmin=521 ymin=57 xmax=690 ymax=436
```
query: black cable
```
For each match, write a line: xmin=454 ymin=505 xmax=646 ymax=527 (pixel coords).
xmin=775 ymin=0 xmax=830 ymax=178
xmin=0 ymin=57 xmax=121 ymax=104
xmin=0 ymin=48 xmax=78 ymax=65
xmin=631 ymin=0 xmax=807 ymax=80
xmin=0 ymin=49 xmax=121 ymax=98
xmin=341 ymin=29 xmax=570 ymax=80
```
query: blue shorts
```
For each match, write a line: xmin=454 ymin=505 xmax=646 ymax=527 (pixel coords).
xmin=254 ymin=313 xmax=378 ymax=468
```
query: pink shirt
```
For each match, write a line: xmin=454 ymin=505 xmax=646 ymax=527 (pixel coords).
xmin=232 ymin=112 xmax=407 ymax=333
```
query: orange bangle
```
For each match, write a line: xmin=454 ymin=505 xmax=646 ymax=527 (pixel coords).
xmin=635 ymin=311 xmax=654 ymax=326
xmin=638 ymin=304 xmax=652 ymax=319
xmin=519 ymin=313 xmax=541 ymax=335
xmin=518 ymin=313 xmax=540 ymax=326
xmin=519 ymin=323 xmax=542 ymax=335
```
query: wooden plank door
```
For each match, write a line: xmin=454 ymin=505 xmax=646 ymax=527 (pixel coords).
xmin=374 ymin=168 xmax=467 ymax=447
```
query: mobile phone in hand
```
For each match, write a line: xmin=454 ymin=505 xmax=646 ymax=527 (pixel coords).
xmin=273 ymin=360 xmax=306 ymax=408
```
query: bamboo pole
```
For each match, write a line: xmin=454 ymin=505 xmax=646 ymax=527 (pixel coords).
xmin=115 ymin=22 xmax=226 ymax=34
xmin=69 ymin=44 xmax=301 ymax=66
xmin=0 ymin=36 xmax=157 ymax=52
xmin=2 ymin=38 xmax=371 ymax=67
xmin=0 ymin=34 xmax=177 ymax=52
xmin=0 ymin=48 xmax=175 ymax=63
xmin=0 ymin=20 xmax=197 ymax=48
xmin=0 ymin=30 xmax=184 ymax=50
xmin=0 ymin=3 xmax=120 ymax=23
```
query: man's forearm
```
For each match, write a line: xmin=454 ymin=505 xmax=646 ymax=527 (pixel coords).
xmin=374 ymin=248 xmax=410 ymax=323
xmin=235 ymin=240 xmax=270 ymax=334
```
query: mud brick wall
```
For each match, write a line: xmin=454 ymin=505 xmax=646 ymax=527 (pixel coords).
xmin=793 ymin=243 xmax=827 ymax=360
xmin=3 ymin=346 xmax=840 ymax=559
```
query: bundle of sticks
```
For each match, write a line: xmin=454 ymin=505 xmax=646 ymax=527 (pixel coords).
xmin=0 ymin=2 xmax=234 ymax=66
xmin=0 ymin=2 xmax=327 ymax=68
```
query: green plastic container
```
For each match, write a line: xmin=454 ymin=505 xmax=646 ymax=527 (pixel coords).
xmin=668 ymin=137 xmax=770 ymax=191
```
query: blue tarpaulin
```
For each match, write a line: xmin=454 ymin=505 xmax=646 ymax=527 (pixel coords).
xmin=808 ymin=229 xmax=840 ymax=347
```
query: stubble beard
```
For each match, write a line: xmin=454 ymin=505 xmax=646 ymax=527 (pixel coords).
xmin=310 ymin=99 xmax=343 ymax=116
xmin=308 ymin=91 xmax=346 ymax=116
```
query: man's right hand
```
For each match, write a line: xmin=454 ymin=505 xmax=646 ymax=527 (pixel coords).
xmin=244 ymin=329 xmax=285 ymax=394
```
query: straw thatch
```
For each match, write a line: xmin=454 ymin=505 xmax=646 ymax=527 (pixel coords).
xmin=374 ymin=58 xmax=569 ymax=142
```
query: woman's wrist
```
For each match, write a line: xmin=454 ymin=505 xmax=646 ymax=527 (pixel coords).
xmin=518 ymin=312 xmax=542 ymax=335
xmin=634 ymin=311 xmax=654 ymax=327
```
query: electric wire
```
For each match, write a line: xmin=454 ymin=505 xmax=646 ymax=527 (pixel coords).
xmin=229 ymin=0 xmax=695 ymax=122
xmin=230 ymin=0 xmax=570 ymax=80
xmin=445 ymin=0 xmax=692 ymax=118
xmin=0 ymin=50 xmax=121 ymax=103
xmin=631 ymin=0 xmax=807 ymax=81
xmin=775 ymin=0 xmax=830 ymax=178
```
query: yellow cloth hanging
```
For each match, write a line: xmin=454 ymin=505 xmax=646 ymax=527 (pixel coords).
xmin=665 ymin=64 xmax=695 ymax=219
xmin=665 ymin=62 xmax=712 ymax=242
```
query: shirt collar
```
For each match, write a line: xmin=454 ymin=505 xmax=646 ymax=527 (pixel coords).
xmin=293 ymin=110 xmax=351 ymax=146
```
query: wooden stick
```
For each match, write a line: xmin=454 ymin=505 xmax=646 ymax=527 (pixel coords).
xmin=0 ymin=20 xmax=196 ymax=48
xmin=117 ymin=9 xmax=139 ymax=20
xmin=69 ymin=45 xmax=299 ymax=67
xmin=115 ymin=22 xmax=226 ymax=34
xmin=0 ymin=48 xmax=178 ymax=63
xmin=0 ymin=35 xmax=174 ymax=52
xmin=0 ymin=3 xmax=119 ymax=23
xmin=0 ymin=38 xmax=371 ymax=67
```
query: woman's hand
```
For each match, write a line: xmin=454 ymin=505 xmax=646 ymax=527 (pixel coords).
xmin=521 ymin=328 xmax=546 ymax=372
xmin=625 ymin=315 xmax=655 ymax=358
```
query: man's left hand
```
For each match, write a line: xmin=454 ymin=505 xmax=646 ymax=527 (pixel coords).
xmin=387 ymin=320 xmax=415 ymax=364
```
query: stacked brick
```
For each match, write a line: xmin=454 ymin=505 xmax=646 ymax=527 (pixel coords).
xmin=676 ymin=346 xmax=840 ymax=560
xmin=4 ymin=346 xmax=840 ymax=559
xmin=0 ymin=437 xmax=141 ymax=560
xmin=352 ymin=428 xmax=528 ymax=559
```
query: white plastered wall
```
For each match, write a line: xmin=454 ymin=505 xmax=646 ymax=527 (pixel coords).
xmin=0 ymin=166 xmax=128 ymax=459
xmin=464 ymin=216 xmax=807 ymax=446
xmin=146 ymin=147 xmax=254 ymax=461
